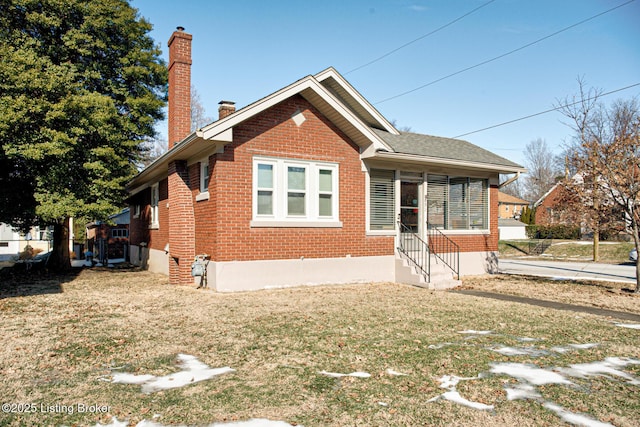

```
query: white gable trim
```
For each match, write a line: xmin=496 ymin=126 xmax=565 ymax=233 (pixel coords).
xmin=314 ymin=67 xmax=399 ymax=135
xmin=199 ymin=75 xmax=391 ymax=153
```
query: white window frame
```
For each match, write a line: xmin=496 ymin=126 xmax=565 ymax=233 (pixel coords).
xmin=426 ymin=175 xmax=490 ymax=233
xmin=366 ymin=168 xmax=397 ymax=236
xmin=251 ymin=156 xmax=341 ymax=227
xmin=111 ymin=228 xmax=129 ymax=238
xmin=196 ymin=157 xmax=210 ymax=202
xmin=149 ymin=183 xmax=159 ymax=229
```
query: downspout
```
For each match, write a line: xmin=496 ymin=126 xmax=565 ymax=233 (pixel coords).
xmin=499 ymin=172 xmax=520 ymax=188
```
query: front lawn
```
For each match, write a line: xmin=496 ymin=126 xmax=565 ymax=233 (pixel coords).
xmin=500 ymin=240 xmax=636 ymax=263
xmin=1 ymin=269 xmax=638 ymax=426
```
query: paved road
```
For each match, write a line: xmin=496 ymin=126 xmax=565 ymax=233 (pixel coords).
xmin=499 ymin=259 xmax=637 ymax=284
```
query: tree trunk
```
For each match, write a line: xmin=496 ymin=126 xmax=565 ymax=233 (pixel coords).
xmin=48 ymin=217 xmax=71 ymax=272
xmin=634 ymin=254 xmax=640 ymax=293
xmin=592 ymin=228 xmax=599 ymax=262
xmin=633 ymin=223 xmax=640 ymax=293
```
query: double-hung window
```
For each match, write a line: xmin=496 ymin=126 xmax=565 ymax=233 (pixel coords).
xmin=252 ymin=157 xmax=339 ymax=226
xmin=196 ymin=158 xmax=211 ymax=202
xmin=200 ymin=161 xmax=209 ymax=193
xmin=150 ymin=183 xmax=159 ymax=228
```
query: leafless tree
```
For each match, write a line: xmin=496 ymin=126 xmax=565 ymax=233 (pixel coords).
xmin=138 ymin=137 xmax=167 ymax=169
xmin=521 ymin=138 xmax=560 ymax=203
xmin=558 ymin=80 xmax=640 ymax=290
xmin=499 ymin=174 xmax=525 ymax=199
xmin=139 ymin=86 xmax=212 ymax=168
xmin=191 ymin=85 xmax=213 ymax=131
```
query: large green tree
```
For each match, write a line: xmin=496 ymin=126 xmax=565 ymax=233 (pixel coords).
xmin=0 ymin=0 xmax=167 ymax=271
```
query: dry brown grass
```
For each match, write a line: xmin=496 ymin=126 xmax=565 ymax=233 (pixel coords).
xmin=462 ymin=274 xmax=640 ymax=315
xmin=0 ymin=268 xmax=638 ymax=426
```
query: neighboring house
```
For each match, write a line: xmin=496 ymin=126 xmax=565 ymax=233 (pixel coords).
xmin=126 ymin=28 xmax=525 ymax=291
xmin=498 ymin=192 xmax=529 ymax=219
xmin=535 ymin=175 xmax=631 ymax=238
xmin=86 ymin=209 xmax=130 ymax=263
xmin=534 ymin=183 xmax=564 ymax=225
xmin=0 ymin=223 xmax=53 ymax=259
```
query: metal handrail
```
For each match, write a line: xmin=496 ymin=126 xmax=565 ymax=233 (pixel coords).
xmin=529 ymin=232 xmax=553 ymax=255
xmin=427 ymin=226 xmax=460 ymax=280
xmin=397 ymin=220 xmax=430 ymax=283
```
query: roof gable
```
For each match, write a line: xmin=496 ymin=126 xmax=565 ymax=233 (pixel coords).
xmin=498 ymin=192 xmax=530 ymax=204
xmin=198 ymin=69 xmax=392 ymax=152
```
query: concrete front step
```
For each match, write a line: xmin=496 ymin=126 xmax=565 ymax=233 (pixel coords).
xmin=394 ymin=256 xmax=461 ymax=290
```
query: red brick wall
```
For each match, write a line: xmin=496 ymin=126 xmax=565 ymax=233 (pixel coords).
xmin=535 ymin=186 xmax=561 ymax=225
xmin=129 ymin=178 xmax=169 ymax=251
xmin=194 ymin=156 xmax=217 ymax=256
xmin=168 ymin=161 xmax=195 ymax=284
xmin=198 ymin=95 xmax=394 ymax=261
xmin=167 ymin=29 xmax=192 ymax=149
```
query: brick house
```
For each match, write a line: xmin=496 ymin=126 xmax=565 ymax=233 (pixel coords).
xmin=126 ymin=28 xmax=525 ymax=291
xmin=534 ymin=183 xmax=563 ymax=225
xmin=498 ymin=192 xmax=530 ymax=219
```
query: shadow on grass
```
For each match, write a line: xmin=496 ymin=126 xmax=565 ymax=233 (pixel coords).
xmin=503 ymin=242 xmax=530 ymax=255
xmin=0 ymin=265 xmax=81 ymax=299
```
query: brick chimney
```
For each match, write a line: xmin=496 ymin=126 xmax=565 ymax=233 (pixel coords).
xmin=218 ymin=101 xmax=236 ymax=120
xmin=167 ymin=26 xmax=192 ymax=150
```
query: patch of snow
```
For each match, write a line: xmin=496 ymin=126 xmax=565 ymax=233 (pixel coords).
xmin=543 ymin=402 xmax=614 ymax=427
xmin=429 ymin=374 xmax=493 ymax=411
xmin=378 ymin=402 xmax=388 ymax=406
xmin=491 ymin=346 xmax=548 ymax=357
xmin=385 ymin=368 xmax=408 ymax=376
xmin=111 ymin=354 xmax=235 ymax=394
xmin=435 ymin=374 xmax=477 ymax=389
xmin=489 ymin=363 xmax=572 ymax=386
xmin=427 ymin=342 xmax=453 ymax=349
xmin=457 ymin=330 xmax=492 ymax=335
xmin=568 ymin=343 xmax=599 ymax=350
xmin=111 ymin=373 xmax=156 ymax=385
xmin=517 ymin=337 xmax=539 ymax=342
xmin=440 ymin=391 xmax=494 ymax=411
xmin=504 ymin=383 xmax=541 ymax=401
xmin=557 ymin=357 xmax=640 ymax=385
xmin=551 ymin=344 xmax=598 ymax=354
xmin=615 ymin=323 xmax=640 ymax=329
xmin=318 ymin=370 xmax=370 ymax=378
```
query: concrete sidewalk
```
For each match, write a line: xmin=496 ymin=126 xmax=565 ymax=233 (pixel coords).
xmin=499 ymin=259 xmax=637 ymax=284
xmin=454 ymin=289 xmax=640 ymax=322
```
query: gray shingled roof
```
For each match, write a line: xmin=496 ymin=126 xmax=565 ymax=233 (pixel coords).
xmin=372 ymin=128 xmax=524 ymax=169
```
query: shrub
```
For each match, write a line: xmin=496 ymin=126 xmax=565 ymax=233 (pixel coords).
xmin=526 ymin=224 xmax=581 ymax=240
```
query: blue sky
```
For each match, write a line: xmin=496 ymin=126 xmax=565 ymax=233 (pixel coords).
xmin=130 ymin=0 xmax=640 ymax=166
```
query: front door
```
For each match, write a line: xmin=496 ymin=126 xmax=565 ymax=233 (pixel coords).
xmin=400 ymin=180 xmax=420 ymax=234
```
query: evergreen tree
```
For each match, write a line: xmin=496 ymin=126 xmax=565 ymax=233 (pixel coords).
xmin=0 ymin=0 xmax=167 ymax=270
xmin=520 ymin=206 xmax=536 ymax=225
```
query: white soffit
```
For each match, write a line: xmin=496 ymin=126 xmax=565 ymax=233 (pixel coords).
xmin=314 ymin=67 xmax=399 ymax=135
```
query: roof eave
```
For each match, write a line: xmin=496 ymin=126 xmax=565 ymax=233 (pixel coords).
xmin=127 ymin=132 xmax=215 ymax=195
xmin=367 ymin=151 xmax=527 ymax=174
